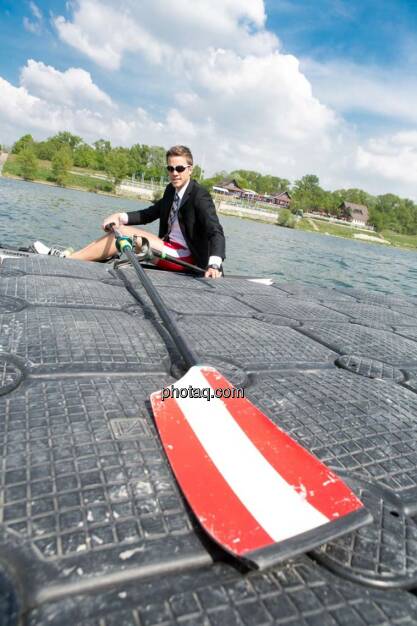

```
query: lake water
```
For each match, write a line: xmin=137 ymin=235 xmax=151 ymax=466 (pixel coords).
xmin=1 ymin=177 xmax=416 ymax=297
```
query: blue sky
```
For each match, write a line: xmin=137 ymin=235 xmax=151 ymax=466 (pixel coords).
xmin=266 ymin=0 xmax=417 ymax=64
xmin=1 ymin=0 xmax=417 ymax=198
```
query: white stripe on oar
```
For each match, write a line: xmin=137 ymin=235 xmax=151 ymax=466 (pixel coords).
xmin=172 ymin=366 xmax=328 ymax=542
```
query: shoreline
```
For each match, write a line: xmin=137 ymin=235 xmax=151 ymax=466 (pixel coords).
xmin=2 ymin=172 xmax=416 ymax=251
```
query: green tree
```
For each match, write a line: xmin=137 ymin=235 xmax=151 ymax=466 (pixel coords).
xmin=35 ymin=139 xmax=57 ymax=161
xmin=12 ymin=134 xmax=34 ymax=154
xmin=292 ymin=175 xmax=326 ymax=212
xmin=228 ymin=170 xmax=290 ymax=194
xmin=73 ymin=143 xmax=97 ymax=169
xmin=17 ymin=146 xmax=38 ymax=180
xmin=104 ymin=149 xmax=129 ymax=188
xmin=192 ymin=164 xmax=203 ymax=180
xmin=51 ymin=146 xmax=73 ymax=186
xmin=94 ymin=139 xmax=112 ymax=170
xmin=51 ymin=131 xmax=83 ymax=151
xmin=277 ymin=208 xmax=296 ymax=228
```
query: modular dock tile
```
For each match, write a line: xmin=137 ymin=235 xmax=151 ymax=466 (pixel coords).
xmin=313 ymin=476 xmax=417 ymax=589
xmin=27 ymin=557 xmax=417 ymax=626
xmin=393 ymin=326 xmax=417 ymax=342
xmin=0 ymin=567 xmax=20 ymax=626
xmin=0 ymin=374 xmax=210 ymax=603
xmin=0 ymin=307 xmax=170 ymax=373
xmin=388 ymin=304 xmax=417 ymax=320
xmin=322 ymin=302 xmax=417 ymax=328
xmin=247 ymin=369 xmax=417 ymax=512
xmin=301 ymin=323 xmax=417 ymax=367
xmin=237 ymin=294 xmax=350 ymax=322
xmin=339 ymin=288 xmax=417 ymax=308
xmin=150 ymin=288 xmax=257 ymax=317
xmin=0 ymin=276 xmax=137 ymax=309
xmin=275 ymin=283 xmax=358 ymax=302
xmin=336 ymin=355 xmax=405 ymax=381
xmin=0 ymin=256 xmax=114 ymax=281
xmin=175 ymin=317 xmax=338 ymax=369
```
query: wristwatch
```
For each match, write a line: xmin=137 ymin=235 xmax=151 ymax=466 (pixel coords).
xmin=208 ymin=264 xmax=221 ymax=271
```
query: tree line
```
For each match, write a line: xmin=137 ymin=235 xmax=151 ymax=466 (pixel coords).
xmin=8 ymin=132 xmax=417 ymax=235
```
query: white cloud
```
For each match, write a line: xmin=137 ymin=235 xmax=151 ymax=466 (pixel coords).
xmin=0 ymin=76 xmax=129 ymax=144
xmin=302 ymin=58 xmax=417 ymax=125
xmin=20 ymin=60 xmax=114 ymax=108
xmin=23 ymin=1 xmax=43 ymax=35
xmin=356 ymin=131 xmax=417 ymax=194
xmin=54 ymin=0 xmax=277 ymax=70
xmin=30 ymin=1 xmax=42 ymax=21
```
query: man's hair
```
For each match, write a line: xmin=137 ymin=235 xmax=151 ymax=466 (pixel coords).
xmin=166 ymin=145 xmax=193 ymax=165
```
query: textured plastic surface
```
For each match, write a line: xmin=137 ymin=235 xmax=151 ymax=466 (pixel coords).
xmin=324 ymin=301 xmax=417 ymax=328
xmin=0 ymin=275 xmax=136 ymax=309
xmin=0 ymin=568 xmax=20 ymax=626
xmin=174 ymin=317 xmax=338 ymax=369
xmin=275 ymin=282 xmax=358 ymax=302
xmin=238 ymin=293 xmax=350 ymax=322
xmin=0 ymin=306 xmax=169 ymax=373
xmin=313 ymin=475 xmax=417 ymax=588
xmin=28 ymin=557 xmax=417 ymax=626
xmin=336 ymin=355 xmax=404 ymax=381
xmin=1 ymin=255 xmax=116 ymax=281
xmin=302 ymin=323 xmax=417 ymax=366
xmin=1 ymin=255 xmax=417 ymax=625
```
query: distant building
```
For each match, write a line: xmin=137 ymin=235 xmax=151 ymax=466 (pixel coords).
xmin=214 ymin=181 xmax=291 ymax=208
xmin=241 ymin=188 xmax=257 ymax=199
xmin=217 ymin=179 xmax=243 ymax=195
xmin=212 ymin=186 xmax=230 ymax=195
xmin=339 ymin=201 xmax=369 ymax=226
xmin=270 ymin=191 xmax=291 ymax=208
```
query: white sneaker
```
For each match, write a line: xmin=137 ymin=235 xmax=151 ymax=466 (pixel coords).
xmin=31 ymin=240 xmax=51 ymax=255
xmin=31 ymin=241 xmax=72 ymax=258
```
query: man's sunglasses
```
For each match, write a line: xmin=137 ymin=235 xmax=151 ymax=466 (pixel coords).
xmin=166 ymin=165 xmax=191 ymax=173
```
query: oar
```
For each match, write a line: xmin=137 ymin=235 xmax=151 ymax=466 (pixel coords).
xmin=109 ymin=226 xmax=371 ymax=569
xmin=146 ymin=246 xmax=206 ymax=275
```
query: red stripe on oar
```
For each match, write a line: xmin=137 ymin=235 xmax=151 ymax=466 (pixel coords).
xmin=151 ymin=390 xmax=275 ymax=555
xmin=201 ymin=369 xmax=363 ymax=521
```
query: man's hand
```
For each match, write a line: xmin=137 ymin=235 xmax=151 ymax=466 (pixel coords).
xmin=102 ymin=212 xmax=128 ymax=231
xmin=205 ymin=266 xmax=222 ymax=279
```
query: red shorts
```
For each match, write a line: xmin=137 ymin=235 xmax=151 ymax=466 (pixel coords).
xmin=155 ymin=240 xmax=195 ymax=272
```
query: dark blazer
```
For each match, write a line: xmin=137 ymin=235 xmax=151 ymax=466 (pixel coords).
xmin=126 ymin=179 xmax=226 ymax=268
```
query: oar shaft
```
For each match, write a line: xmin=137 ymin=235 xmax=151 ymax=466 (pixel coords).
xmin=113 ymin=228 xmax=199 ymax=370
xmin=150 ymin=248 xmax=205 ymax=275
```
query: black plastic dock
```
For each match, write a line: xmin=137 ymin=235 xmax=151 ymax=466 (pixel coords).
xmin=1 ymin=255 xmax=417 ymax=625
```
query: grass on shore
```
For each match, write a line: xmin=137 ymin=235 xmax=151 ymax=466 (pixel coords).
xmin=3 ymin=155 xmax=113 ymax=193
xmin=297 ymin=217 xmax=417 ymax=249
xmin=380 ymin=230 xmax=417 ymax=249
xmin=297 ymin=218 xmax=357 ymax=239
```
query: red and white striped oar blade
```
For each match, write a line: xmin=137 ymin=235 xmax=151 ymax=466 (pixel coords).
xmin=151 ymin=365 xmax=371 ymax=569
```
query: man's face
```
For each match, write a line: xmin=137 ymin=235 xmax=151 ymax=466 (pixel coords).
xmin=167 ymin=156 xmax=193 ymax=190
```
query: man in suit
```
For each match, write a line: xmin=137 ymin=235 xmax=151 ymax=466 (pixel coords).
xmin=61 ymin=145 xmax=225 ymax=278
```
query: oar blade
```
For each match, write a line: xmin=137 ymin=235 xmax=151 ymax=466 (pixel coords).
xmin=151 ymin=365 xmax=371 ymax=569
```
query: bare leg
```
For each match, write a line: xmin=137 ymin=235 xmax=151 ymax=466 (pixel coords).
xmin=68 ymin=227 xmax=165 ymax=262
